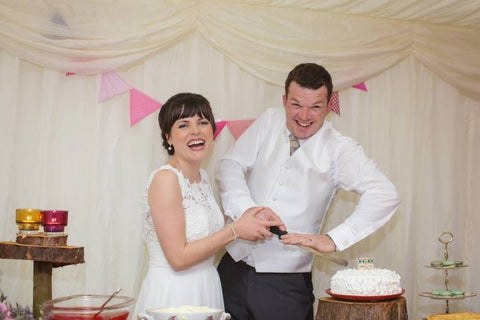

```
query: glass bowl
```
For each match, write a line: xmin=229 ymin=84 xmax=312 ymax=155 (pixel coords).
xmin=41 ymin=294 xmax=135 ymax=320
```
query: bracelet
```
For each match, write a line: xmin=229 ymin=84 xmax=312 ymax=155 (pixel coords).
xmin=227 ymin=223 xmax=237 ymax=241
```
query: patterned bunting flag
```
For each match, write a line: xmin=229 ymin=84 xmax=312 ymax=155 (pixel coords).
xmin=328 ymin=91 xmax=340 ymax=116
xmin=226 ymin=119 xmax=255 ymax=140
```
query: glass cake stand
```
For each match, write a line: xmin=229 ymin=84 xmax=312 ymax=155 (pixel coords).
xmin=418 ymin=231 xmax=477 ymax=314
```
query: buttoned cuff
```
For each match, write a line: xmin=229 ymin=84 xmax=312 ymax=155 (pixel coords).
xmin=325 ymin=233 xmax=338 ymax=252
xmin=326 ymin=223 xmax=357 ymax=252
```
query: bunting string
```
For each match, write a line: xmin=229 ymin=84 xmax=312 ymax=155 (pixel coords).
xmin=76 ymin=71 xmax=367 ymax=140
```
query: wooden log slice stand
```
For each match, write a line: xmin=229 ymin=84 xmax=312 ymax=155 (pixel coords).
xmin=0 ymin=233 xmax=84 ymax=319
xmin=316 ymin=297 xmax=408 ymax=320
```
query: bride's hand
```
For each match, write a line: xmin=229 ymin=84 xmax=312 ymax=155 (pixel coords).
xmin=231 ymin=207 xmax=284 ymax=241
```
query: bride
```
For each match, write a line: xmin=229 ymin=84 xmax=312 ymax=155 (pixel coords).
xmin=133 ymin=92 xmax=284 ymax=315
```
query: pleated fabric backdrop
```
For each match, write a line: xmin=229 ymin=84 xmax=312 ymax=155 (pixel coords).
xmin=0 ymin=1 xmax=479 ymax=318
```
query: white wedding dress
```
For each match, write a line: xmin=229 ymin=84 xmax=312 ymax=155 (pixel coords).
xmin=133 ymin=164 xmax=225 ymax=316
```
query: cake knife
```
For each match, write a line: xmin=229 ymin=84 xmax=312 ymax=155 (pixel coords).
xmin=270 ymin=226 xmax=348 ymax=267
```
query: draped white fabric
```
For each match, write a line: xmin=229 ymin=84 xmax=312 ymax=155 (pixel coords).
xmin=1 ymin=1 xmax=480 ymax=319
xmin=1 ymin=1 xmax=479 ymax=100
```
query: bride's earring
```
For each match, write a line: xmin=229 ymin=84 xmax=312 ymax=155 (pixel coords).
xmin=167 ymin=144 xmax=173 ymax=152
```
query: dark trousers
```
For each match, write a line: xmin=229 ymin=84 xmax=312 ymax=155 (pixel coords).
xmin=217 ymin=252 xmax=314 ymax=320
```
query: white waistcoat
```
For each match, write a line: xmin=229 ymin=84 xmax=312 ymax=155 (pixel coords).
xmin=227 ymin=116 xmax=337 ymax=272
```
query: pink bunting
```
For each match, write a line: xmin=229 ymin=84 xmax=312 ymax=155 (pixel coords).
xmin=129 ymin=89 xmax=162 ymax=126
xmin=226 ymin=119 xmax=255 ymax=140
xmin=66 ymin=72 xmax=76 ymax=77
xmin=98 ymin=72 xmax=133 ymax=102
xmin=328 ymin=91 xmax=340 ymax=116
xmin=214 ymin=120 xmax=228 ymax=140
xmin=91 ymin=70 xmax=364 ymax=126
xmin=352 ymin=82 xmax=368 ymax=91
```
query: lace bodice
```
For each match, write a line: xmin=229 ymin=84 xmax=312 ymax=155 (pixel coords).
xmin=143 ymin=164 xmax=224 ymax=244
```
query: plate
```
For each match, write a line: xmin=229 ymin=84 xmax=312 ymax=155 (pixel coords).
xmin=326 ymin=288 xmax=405 ymax=302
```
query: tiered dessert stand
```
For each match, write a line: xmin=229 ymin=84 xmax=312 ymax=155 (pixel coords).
xmin=418 ymin=231 xmax=477 ymax=314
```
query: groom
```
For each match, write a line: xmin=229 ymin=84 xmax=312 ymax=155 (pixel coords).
xmin=216 ymin=63 xmax=400 ymax=320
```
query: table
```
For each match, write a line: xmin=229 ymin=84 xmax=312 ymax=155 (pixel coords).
xmin=315 ymin=296 xmax=408 ymax=320
xmin=0 ymin=240 xmax=84 ymax=318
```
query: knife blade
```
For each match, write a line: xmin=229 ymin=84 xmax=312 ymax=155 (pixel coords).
xmin=270 ymin=226 xmax=348 ymax=267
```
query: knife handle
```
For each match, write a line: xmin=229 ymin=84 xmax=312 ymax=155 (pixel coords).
xmin=270 ymin=226 xmax=288 ymax=238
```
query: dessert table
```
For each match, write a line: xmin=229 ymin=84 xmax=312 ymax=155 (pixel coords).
xmin=0 ymin=238 xmax=84 ymax=318
xmin=315 ymin=296 xmax=408 ymax=320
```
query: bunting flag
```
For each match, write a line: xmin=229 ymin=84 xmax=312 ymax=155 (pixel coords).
xmin=66 ymin=72 xmax=76 ymax=77
xmin=214 ymin=120 xmax=228 ymax=140
xmin=226 ymin=119 xmax=255 ymax=140
xmin=98 ymin=72 xmax=133 ymax=102
xmin=129 ymin=89 xmax=162 ymax=126
xmin=352 ymin=82 xmax=368 ymax=91
xmin=328 ymin=91 xmax=340 ymax=116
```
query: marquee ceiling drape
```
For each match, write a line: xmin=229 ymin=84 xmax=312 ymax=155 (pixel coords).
xmin=1 ymin=0 xmax=479 ymax=100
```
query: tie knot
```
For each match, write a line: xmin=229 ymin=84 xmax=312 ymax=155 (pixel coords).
xmin=289 ymin=134 xmax=300 ymax=155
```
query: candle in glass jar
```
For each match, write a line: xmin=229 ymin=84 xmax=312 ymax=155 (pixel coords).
xmin=41 ymin=210 xmax=68 ymax=233
xmin=16 ymin=209 xmax=42 ymax=233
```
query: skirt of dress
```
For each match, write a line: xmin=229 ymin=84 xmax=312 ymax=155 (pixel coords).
xmin=132 ymin=257 xmax=224 ymax=318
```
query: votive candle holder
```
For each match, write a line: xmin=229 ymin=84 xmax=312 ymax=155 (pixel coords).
xmin=16 ymin=209 xmax=42 ymax=234
xmin=41 ymin=210 xmax=68 ymax=234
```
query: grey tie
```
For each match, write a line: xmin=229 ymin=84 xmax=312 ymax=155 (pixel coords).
xmin=289 ymin=134 xmax=300 ymax=155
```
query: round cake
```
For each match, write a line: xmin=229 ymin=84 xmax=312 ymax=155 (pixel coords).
xmin=331 ymin=268 xmax=402 ymax=296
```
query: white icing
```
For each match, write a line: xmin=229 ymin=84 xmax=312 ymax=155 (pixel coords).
xmin=331 ymin=268 xmax=402 ymax=296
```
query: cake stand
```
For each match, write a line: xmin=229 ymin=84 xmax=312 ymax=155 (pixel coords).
xmin=418 ymin=231 xmax=477 ymax=314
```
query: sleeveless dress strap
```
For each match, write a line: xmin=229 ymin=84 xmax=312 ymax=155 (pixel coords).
xmin=146 ymin=164 xmax=186 ymax=194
